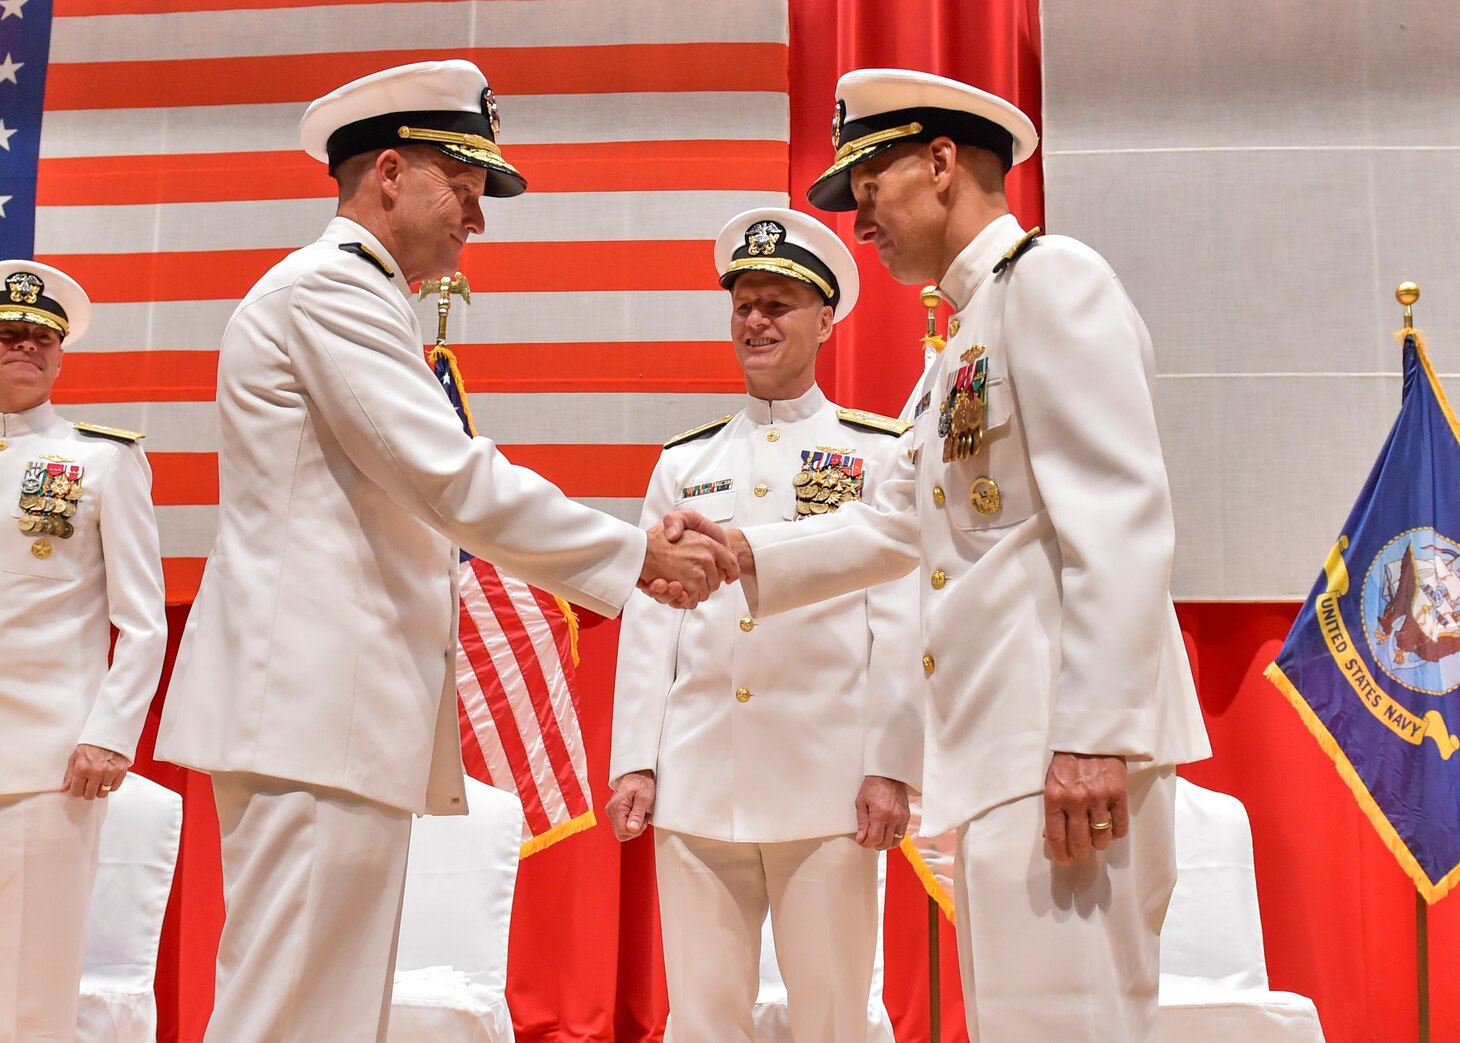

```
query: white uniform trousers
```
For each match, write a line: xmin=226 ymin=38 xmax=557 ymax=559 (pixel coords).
xmin=205 ymin=774 xmax=413 ymax=1043
xmin=0 ymin=791 xmax=106 ymax=1043
xmin=655 ymin=830 xmax=878 ymax=1043
xmin=953 ymin=766 xmax=1176 ymax=1042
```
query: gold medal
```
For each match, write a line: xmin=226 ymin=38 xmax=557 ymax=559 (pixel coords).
xmin=57 ymin=520 xmax=74 ymax=539
xmin=31 ymin=538 xmax=52 ymax=559
xmin=971 ymin=477 xmax=1001 ymax=516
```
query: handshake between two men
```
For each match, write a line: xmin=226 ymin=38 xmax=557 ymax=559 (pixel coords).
xmin=636 ymin=510 xmax=749 ymax=609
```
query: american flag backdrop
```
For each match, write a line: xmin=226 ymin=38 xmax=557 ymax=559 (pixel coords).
xmin=19 ymin=0 xmax=789 ymax=603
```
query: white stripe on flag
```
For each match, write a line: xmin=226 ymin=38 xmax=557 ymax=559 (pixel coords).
xmin=38 ymin=93 xmax=789 ymax=158
xmin=51 ymin=0 xmax=788 ymax=62
xmin=60 ymin=394 xmax=742 ymax=451
xmin=36 ymin=191 xmax=787 ymax=253
xmin=68 ymin=291 xmax=739 ymax=349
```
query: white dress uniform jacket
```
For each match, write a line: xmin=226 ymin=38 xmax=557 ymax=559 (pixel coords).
xmin=0 ymin=402 xmax=167 ymax=795
xmin=745 ymin=215 xmax=1210 ymax=835
xmin=611 ymin=385 xmax=922 ymax=841
xmin=158 ymin=217 xmax=647 ymax=815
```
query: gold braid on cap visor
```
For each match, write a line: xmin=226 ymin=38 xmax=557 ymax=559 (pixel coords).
xmin=396 ymin=125 xmax=523 ymax=173
xmin=0 ymin=307 xmax=67 ymax=336
xmin=818 ymin=120 xmax=924 ymax=181
xmin=725 ymin=257 xmax=834 ymax=300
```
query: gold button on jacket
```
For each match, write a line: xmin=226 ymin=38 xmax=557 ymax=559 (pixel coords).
xmin=931 ymin=485 xmax=945 ymax=506
xmin=735 ymin=687 xmax=752 ymax=703
xmin=930 ymin=569 xmax=947 ymax=590
xmin=753 ymin=482 xmax=769 ymax=497
xmin=922 ymin=654 xmax=936 ymax=676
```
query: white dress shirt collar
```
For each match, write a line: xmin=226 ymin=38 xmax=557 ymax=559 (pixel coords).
xmin=743 ymin=382 xmax=827 ymax=426
xmin=937 ymin=212 xmax=1027 ymax=313
xmin=0 ymin=400 xmax=63 ymax=438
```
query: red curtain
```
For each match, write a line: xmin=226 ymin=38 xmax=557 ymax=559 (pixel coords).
xmin=125 ymin=3 xmax=1453 ymax=1042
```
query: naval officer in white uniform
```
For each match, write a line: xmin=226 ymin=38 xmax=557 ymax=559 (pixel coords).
xmin=656 ymin=71 xmax=1212 ymax=1041
xmin=0 ymin=261 xmax=167 ymax=1042
xmin=607 ymin=209 xmax=921 ymax=1042
xmin=155 ymin=61 xmax=736 ymax=1043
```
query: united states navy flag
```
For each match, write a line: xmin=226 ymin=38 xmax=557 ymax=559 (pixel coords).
xmin=1268 ymin=330 xmax=1460 ymax=902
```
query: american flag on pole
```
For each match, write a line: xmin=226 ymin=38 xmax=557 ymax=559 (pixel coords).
xmin=433 ymin=337 xmax=597 ymax=854
xmin=18 ymin=0 xmax=788 ymax=602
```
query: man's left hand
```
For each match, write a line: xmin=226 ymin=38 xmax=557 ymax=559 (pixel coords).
xmin=61 ymin=744 xmax=131 ymax=800
xmin=1043 ymin=752 xmax=1128 ymax=866
xmin=855 ymin=775 xmax=910 ymax=850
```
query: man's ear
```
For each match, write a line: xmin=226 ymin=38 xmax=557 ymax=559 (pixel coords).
xmin=816 ymin=304 xmax=835 ymax=344
xmin=928 ymin=137 xmax=959 ymax=192
xmin=376 ymin=148 xmax=407 ymax=204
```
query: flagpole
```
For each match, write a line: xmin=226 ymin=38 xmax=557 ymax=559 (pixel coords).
xmin=929 ymin=894 xmax=942 ymax=1043
xmin=1396 ymin=280 xmax=1430 ymax=1043
xmin=916 ymin=284 xmax=945 ymax=1043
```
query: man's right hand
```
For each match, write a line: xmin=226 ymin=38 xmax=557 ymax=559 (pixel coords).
xmin=639 ymin=511 xmax=739 ymax=608
xmin=605 ymin=770 xmax=657 ymax=840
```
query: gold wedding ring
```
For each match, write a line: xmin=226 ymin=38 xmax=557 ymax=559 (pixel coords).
xmin=1091 ymin=820 xmax=1112 ymax=831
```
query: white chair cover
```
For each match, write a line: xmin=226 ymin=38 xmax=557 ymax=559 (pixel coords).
xmin=75 ymin=774 xmax=184 ymax=1043
xmin=1158 ymin=780 xmax=1326 ymax=1041
xmin=387 ymin=777 xmax=524 ymax=1043
xmin=665 ymin=851 xmax=895 ymax=1042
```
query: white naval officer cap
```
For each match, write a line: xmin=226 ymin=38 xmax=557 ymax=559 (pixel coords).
xmin=0 ymin=260 xmax=91 ymax=345
xmin=299 ymin=59 xmax=527 ymax=197
xmin=713 ymin=208 xmax=860 ymax=324
xmin=809 ymin=68 xmax=1039 ymax=212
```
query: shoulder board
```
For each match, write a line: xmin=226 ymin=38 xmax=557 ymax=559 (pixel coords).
xmin=992 ymin=226 xmax=1043 ymax=274
xmin=664 ymin=414 xmax=734 ymax=449
xmin=338 ymin=242 xmax=395 ymax=279
xmin=75 ymin=422 xmax=144 ymax=443
xmin=836 ymin=408 xmax=911 ymax=437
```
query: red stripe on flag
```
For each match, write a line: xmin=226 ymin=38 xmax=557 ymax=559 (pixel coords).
xmin=140 ymin=445 xmax=660 ymax=504
xmin=53 ymin=352 xmax=220 ymax=403
xmin=162 ymin=557 xmax=205 ymax=605
xmin=502 ymin=445 xmax=660 ymax=498
xmin=39 ymin=241 xmax=717 ymax=302
xmin=44 ymin=44 xmax=788 ymax=110
xmin=457 ymin=589 xmax=555 ymax=838
xmin=49 ymin=343 xmax=742 ymax=399
xmin=473 ymin=563 xmax=589 ymax=815
xmin=37 ymin=140 xmax=787 ymax=205
xmin=150 ymin=453 xmax=219 ymax=506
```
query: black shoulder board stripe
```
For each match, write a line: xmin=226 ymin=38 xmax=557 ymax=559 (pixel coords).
xmin=664 ymin=414 xmax=733 ymax=449
xmin=835 ymin=408 xmax=911 ymax=436
xmin=75 ymin=422 xmax=144 ymax=443
xmin=992 ymin=226 xmax=1043 ymax=274
xmin=339 ymin=242 xmax=395 ymax=279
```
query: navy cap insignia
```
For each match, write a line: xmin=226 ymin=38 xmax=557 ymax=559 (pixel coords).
xmin=482 ymin=85 xmax=501 ymax=139
xmin=6 ymin=272 xmax=42 ymax=305
xmin=745 ymin=221 xmax=784 ymax=257
xmin=831 ymin=99 xmax=846 ymax=150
